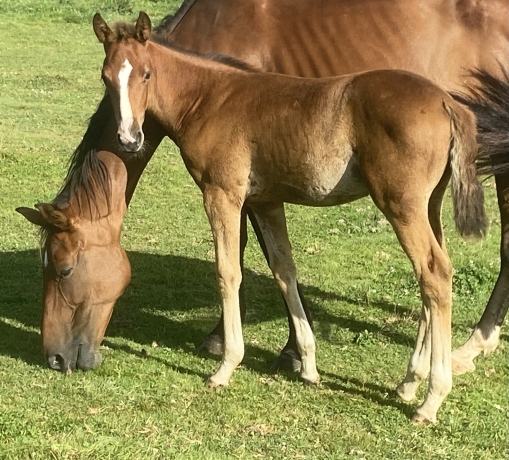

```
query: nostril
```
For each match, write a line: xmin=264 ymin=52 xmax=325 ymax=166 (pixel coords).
xmin=117 ymin=133 xmax=123 ymax=146
xmin=47 ymin=354 xmax=65 ymax=371
xmin=135 ymin=131 xmax=142 ymax=145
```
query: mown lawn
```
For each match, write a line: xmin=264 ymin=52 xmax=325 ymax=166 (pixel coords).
xmin=0 ymin=1 xmax=507 ymax=459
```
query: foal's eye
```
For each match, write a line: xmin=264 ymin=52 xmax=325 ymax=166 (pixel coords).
xmin=143 ymin=71 xmax=151 ymax=82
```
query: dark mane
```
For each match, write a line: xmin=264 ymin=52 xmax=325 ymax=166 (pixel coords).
xmin=54 ymin=95 xmax=112 ymax=214
xmin=42 ymin=96 xmax=113 ymax=250
xmin=153 ymin=0 xmax=198 ymax=36
xmin=452 ymin=67 xmax=509 ymax=175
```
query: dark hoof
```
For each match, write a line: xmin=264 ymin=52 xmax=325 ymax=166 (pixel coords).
xmin=270 ymin=349 xmax=302 ymax=373
xmin=198 ymin=334 xmax=223 ymax=356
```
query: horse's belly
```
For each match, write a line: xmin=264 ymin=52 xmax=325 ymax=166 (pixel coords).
xmin=286 ymin=167 xmax=369 ymax=206
xmin=248 ymin=157 xmax=369 ymax=207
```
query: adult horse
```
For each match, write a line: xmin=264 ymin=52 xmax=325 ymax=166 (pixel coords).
xmin=18 ymin=0 xmax=508 ymax=376
xmin=93 ymin=11 xmax=486 ymax=423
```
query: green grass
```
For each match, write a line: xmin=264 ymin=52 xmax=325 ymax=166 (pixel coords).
xmin=0 ymin=2 xmax=507 ymax=459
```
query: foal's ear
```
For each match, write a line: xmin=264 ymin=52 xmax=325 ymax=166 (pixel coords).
xmin=93 ymin=13 xmax=113 ymax=44
xmin=135 ymin=11 xmax=151 ymax=43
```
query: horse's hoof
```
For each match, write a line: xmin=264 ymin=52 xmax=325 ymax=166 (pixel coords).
xmin=396 ymin=383 xmax=416 ymax=403
xmin=205 ymin=377 xmax=227 ymax=388
xmin=198 ymin=334 xmax=224 ymax=356
xmin=451 ymin=355 xmax=476 ymax=376
xmin=299 ymin=374 xmax=320 ymax=386
xmin=411 ymin=412 xmax=436 ymax=425
xmin=270 ymin=349 xmax=302 ymax=373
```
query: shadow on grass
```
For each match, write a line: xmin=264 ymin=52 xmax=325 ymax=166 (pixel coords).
xmin=320 ymin=371 xmax=416 ymax=420
xmin=0 ymin=249 xmax=421 ymax=372
xmin=101 ymin=339 xmax=212 ymax=381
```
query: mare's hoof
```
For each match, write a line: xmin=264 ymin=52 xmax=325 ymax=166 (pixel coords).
xmin=198 ymin=334 xmax=224 ymax=356
xmin=270 ymin=349 xmax=302 ymax=373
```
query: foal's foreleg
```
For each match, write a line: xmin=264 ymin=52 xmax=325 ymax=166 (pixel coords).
xmin=199 ymin=207 xmax=249 ymax=356
xmin=251 ymin=205 xmax=319 ymax=384
xmin=391 ymin=218 xmax=453 ymax=423
xmin=203 ymin=188 xmax=244 ymax=387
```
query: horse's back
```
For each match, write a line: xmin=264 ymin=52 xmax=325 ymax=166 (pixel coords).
xmin=166 ymin=0 xmax=508 ymax=87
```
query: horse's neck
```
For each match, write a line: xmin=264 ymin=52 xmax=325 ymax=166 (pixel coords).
xmin=148 ymin=42 xmax=243 ymax=143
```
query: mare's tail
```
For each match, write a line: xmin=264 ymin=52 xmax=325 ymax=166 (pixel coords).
xmin=452 ymin=68 xmax=509 ymax=176
xmin=443 ymin=100 xmax=488 ymax=240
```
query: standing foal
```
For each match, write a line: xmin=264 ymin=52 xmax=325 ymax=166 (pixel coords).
xmin=93 ymin=12 xmax=487 ymax=423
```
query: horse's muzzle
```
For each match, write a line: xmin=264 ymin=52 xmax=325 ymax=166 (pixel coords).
xmin=117 ymin=131 xmax=143 ymax=153
xmin=47 ymin=344 xmax=102 ymax=372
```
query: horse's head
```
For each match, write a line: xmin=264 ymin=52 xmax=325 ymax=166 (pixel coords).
xmin=16 ymin=202 xmax=131 ymax=373
xmin=93 ymin=12 xmax=153 ymax=153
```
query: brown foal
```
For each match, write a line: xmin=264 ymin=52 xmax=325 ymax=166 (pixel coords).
xmin=92 ymin=12 xmax=487 ymax=423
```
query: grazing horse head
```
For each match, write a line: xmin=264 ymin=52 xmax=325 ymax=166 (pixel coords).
xmin=16 ymin=151 xmax=131 ymax=373
xmin=93 ymin=12 xmax=153 ymax=153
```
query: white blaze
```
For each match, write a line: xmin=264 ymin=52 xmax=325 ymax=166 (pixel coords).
xmin=118 ymin=59 xmax=136 ymax=143
xmin=43 ymin=250 xmax=49 ymax=268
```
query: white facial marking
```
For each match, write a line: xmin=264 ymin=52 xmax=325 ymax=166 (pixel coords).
xmin=43 ymin=250 xmax=49 ymax=269
xmin=118 ymin=59 xmax=136 ymax=143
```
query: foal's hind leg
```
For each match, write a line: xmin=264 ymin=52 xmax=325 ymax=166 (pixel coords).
xmin=396 ymin=178 xmax=449 ymax=405
xmin=251 ymin=204 xmax=319 ymax=384
xmin=452 ymin=171 xmax=509 ymax=374
xmin=389 ymin=212 xmax=453 ymax=423
xmin=247 ymin=207 xmax=313 ymax=373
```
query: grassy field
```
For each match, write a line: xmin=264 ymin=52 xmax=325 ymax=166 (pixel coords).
xmin=0 ymin=1 xmax=507 ymax=459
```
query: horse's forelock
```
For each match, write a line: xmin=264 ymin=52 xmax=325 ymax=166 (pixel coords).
xmin=111 ymin=22 xmax=140 ymax=42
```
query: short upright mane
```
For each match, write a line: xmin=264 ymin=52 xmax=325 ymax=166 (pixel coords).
xmin=150 ymin=34 xmax=258 ymax=72
xmin=108 ymin=22 xmax=141 ymax=42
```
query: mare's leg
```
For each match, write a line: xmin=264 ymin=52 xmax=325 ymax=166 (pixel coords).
xmin=251 ymin=204 xmax=319 ymax=384
xmin=452 ymin=171 xmax=509 ymax=373
xmin=203 ymin=187 xmax=244 ymax=387
xmin=247 ymin=207 xmax=313 ymax=372
xmin=199 ymin=207 xmax=249 ymax=355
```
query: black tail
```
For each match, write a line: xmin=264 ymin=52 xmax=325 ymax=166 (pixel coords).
xmin=452 ymin=67 xmax=509 ymax=175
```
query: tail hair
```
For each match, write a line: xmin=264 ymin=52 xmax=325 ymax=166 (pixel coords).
xmin=451 ymin=66 xmax=509 ymax=176
xmin=444 ymin=101 xmax=488 ymax=240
